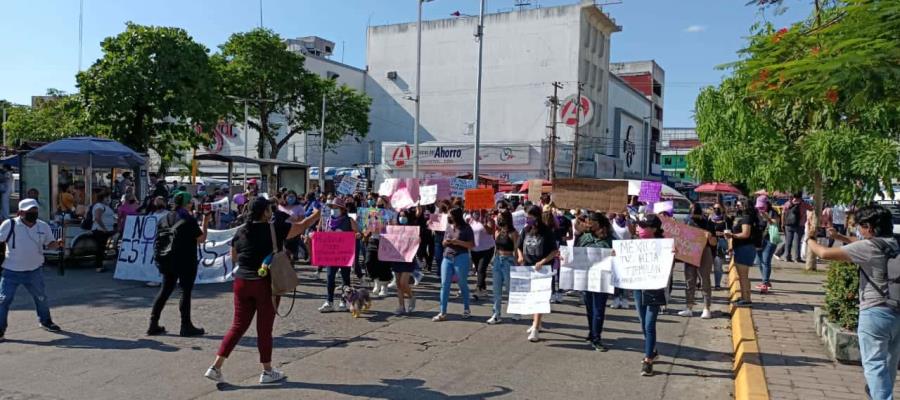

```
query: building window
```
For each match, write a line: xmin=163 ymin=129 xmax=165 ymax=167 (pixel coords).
xmin=584 ymin=24 xmax=591 ymax=48
xmin=653 ymin=80 xmax=662 ymax=97
xmin=655 ymin=105 xmax=663 ymax=120
xmin=598 ymin=33 xmax=605 ymax=58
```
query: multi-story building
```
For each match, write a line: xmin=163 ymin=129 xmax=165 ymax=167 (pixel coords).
xmin=659 ymin=127 xmax=700 ymax=183
xmin=603 ymin=72 xmax=652 ymax=179
xmin=610 ymin=60 xmax=665 ymax=178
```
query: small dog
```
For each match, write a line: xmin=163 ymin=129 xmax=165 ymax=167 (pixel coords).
xmin=341 ymin=286 xmax=372 ymax=318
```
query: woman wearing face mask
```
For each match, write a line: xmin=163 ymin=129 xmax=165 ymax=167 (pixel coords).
xmin=390 ymin=209 xmax=418 ymax=315
xmin=679 ymin=204 xmax=715 ymax=319
xmin=724 ymin=200 xmax=760 ymax=306
xmin=607 ymin=210 xmax=633 ymax=309
xmin=517 ymin=205 xmax=560 ymax=342
xmin=468 ymin=210 xmax=496 ymax=300
xmin=488 ymin=210 xmax=519 ymax=325
xmin=754 ymin=197 xmax=780 ymax=293
xmin=364 ymin=197 xmax=394 ymax=297
xmin=709 ymin=203 xmax=732 ymax=290
xmin=413 ymin=205 xmax=431 ymax=283
xmin=576 ymin=212 xmax=613 ymax=351
xmin=278 ymin=191 xmax=304 ymax=260
xmin=634 ymin=214 xmax=668 ymax=376
xmin=431 ymin=202 xmax=451 ymax=273
xmin=432 ymin=207 xmax=475 ymax=322
xmin=316 ymin=197 xmax=360 ymax=313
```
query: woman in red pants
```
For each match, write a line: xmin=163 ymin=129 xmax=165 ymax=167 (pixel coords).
xmin=205 ymin=197 xmax=319 ymax=384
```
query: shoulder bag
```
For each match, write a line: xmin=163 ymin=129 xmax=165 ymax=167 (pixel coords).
xmin=268 ymin=223 xmax=299 ymax=316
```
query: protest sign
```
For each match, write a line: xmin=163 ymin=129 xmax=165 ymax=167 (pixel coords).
xmin=379 ymin=178 xmax=399 ymax=197
xmin=639 ymin=181 xmax=662 ymax=204
xmin=391 ymin=188 xmax=417 ymax=211
xmin=427 ymin=213 xmax=448 ymax=231
xmin=464 ymin=188 xmax=495 ymax=210
xmin=421 ymin=178 xmax=452 ymax=200
xmin=312 ymin=232 xmax=357 ymax=267
xmin=558 ymin=246 xmax=614 ymax=293
xmin=337 ymin=176 xmax=360 ymax=195
xmin=114 ymin=215 xmax=237 ymax=284
xmin=512 ymin=210 xmax=527 ymax=232
xmin=553 ymin=179 xmax=628 ymax=212
xmin=419 ymin=185 xmax=437 ymax=206
xmin=378 ymin=226 xmax=421 ymax=262
xmin=653 ymin=201 xmax=674 ymax=215
xmin=611 ymin=238 xmax=675 ymax=290
xmin=660 ymin=215 xmax=709 ymax=266
xmin=527 ymin=179 xmax=544 ymax=202
xmin=450 ymin=178 xmax=476 ymax=197
xmin=206 ymin=197 xmax=230 ymax=212
xmin=507 ymin=265 xmax=553 ymax=315
xmin=356 ymin=207 xmax=397 ymax=233
xmin=357 ymin=179 xmax=369 ymax=193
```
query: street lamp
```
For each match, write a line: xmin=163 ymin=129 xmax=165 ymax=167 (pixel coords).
xmin=413 ymin=0 xmax=435 ymax=180
xmin=319 ymin=72 xmax=340 ymax=192
xmin=451 ymin=2 xmax=487 ymax=181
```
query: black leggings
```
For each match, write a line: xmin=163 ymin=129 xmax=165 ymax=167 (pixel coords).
xmin=366 ymin=240 xmax=393 ymax=282
xmin=92 ymin=230 xmax=112 ymax=268
xmin=472 ymin=248 xmax=495 ymax=291
xmin=150 ymin=265 xmax=198 ymax=326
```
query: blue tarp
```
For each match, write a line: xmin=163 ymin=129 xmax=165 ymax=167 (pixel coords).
xmin=27 ymin=137 xmax=145 ymax=168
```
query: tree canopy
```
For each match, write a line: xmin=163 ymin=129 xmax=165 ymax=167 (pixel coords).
xmin=1 ymin=90 xmax=101 ymax=144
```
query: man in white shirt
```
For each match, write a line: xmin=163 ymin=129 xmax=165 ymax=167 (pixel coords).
xmin=0 ymin=199 xmax=64 ymax=341
xmin=91 ymin=191 xmax=116 ymax=273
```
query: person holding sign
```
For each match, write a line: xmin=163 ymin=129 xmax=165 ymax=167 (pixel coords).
xmin=575 ymin=212 xmax=613 ymax=351
xmin=206 ymin=197 xmax=320 ymax=384
xmin=468 ymin=210 xmax=496 ymax=300
xmin=678 ymin=204 xmax=715 ymax=319
xmin=634 ymin=214 xmax=669 ymax=377
xmin=432 ymin=207 xmax=475 ymax=322
xmin=517 ymin=205 xmax=560 ymax=342
xmin=390 ymin=209 xmax=419 ymax=315
xmin=724 ymin=201 xmax=761 ymax=307
xmin=364 ymin=197 xmax=394 ymax=298
xmin=317 ymin=197 xmax=360 ymax=313
xmin=487 ymin=210 xmax=519 ymax=325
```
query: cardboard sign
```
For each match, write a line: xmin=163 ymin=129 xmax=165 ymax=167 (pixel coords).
xmin=464 ymin=188 xmax=495 ymax=210
xmin=337 ymin=176 xmax=359 ymax=195
xmin=419 ymin=185 xmax=437 ymax=206
xmin=611 ymin=239 xmax=675 ymax=290
xmin=450 ymin=178 xmax=476 ymax=197
xmin=639 ymin=181 xmax=662 ymax=204
xmin=552 ymin=179 xmax=628 ymax=213
xmin=356 ymin=207 xmax=397 ymax=233
xmin=312 ymin=232 xmax=357 ymax=267
xmin=378 ymin=227 xmax=421 ymax=262
xmin=527 ymin=179 xmax=544 ymax=202
xmin=660 ymin=215 xmax=709 ymax=267
xmin=427 ymin=213 xmax=448 ymax=231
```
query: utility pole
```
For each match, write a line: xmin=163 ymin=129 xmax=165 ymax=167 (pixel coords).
xmin=412 ymin=0 xmax=428 ymax=180
xmin=472 ymin=0 xmax=486 ymax=180
xmin=319 ymin=72 xmax=341 ymax=192
xmin=548 ymin=82 xmax=563 ymax=183
xmin=571 ymin=81 xmax=584 ymax=177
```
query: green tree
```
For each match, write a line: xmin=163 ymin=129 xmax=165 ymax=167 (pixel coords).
xmin=77 ymin=23 xmax=222 ymax=173
xmin=2 ymin=90 xmax=101 ymax=144
xmin=687 ymin=0 xmax=900 ymax=271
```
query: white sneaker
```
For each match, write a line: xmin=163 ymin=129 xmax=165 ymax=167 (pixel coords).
xmin=526 ymin=326 xmax=538 ymax=334
xmin=431 ymin=313 xmax=447 ymax=322
xmin=701 ymin=308 xmax=712 ymax=319
xmin=387 ymin=279 xmax=397 ymax=289
xmin=145 ymin=281 xmax=161 ymax=288
xmin=407 ymin=296 xmax=416 ymax=313
xmin=337 ymin=301 xmax=348 ymax=312
xmin=677 ymin=309 xmax=693 ymax=317
xmin=773 ymin=255 xmax=783 ymax=261
xmin=204 ymin=366 xmax=224 ymax=383
xmin=528 ymin=329 xmax=540 ymax=342
xmin=378 ymin=287 xmax=388 ymax=297
xmin=318 ymin=302 xmax=334 ymax=313
xmin=486 ymin=315 xmax=501 ymax=325
xmin=413 ymin=271 xmax=422 ymax=286
xmin=259 ymin=368 xmax=286 ymax=384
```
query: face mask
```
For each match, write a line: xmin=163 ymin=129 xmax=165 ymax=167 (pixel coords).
xmin=368 ymin=199 xmax=376 ymax=207
xmin=377 ymin=204 xmax=385 ymax=209
xmin=714 ymin=209 xmax=722 ymax=216
xmin=287 ymin=196 xmax=297 ymax=205
xmin=24 ymin=212 xmax=38 ymax=223
xmin=399 ymin=216 xmax=409 ymax=225
xmin=471 ymin=212 xmax=481 ymax=220
xmin=637 ymin=226 xmax=655 ymax=239
xmin=332 ymin=209 xmax=342 ymax=217
xmin=525 ymin=217 xmax=536 ymax=228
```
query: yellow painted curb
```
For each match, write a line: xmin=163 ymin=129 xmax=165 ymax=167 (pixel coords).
xmin=728 ymin=263 xmax=769 ymax=400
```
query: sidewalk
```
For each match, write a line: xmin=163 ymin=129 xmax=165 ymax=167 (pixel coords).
xmin=751 ymin=259 xmax=900 ymax=399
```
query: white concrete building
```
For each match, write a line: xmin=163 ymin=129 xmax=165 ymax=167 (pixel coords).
xmin=603 ymin=73 xmax=652 ymax=179
xmin=368 ymin=0 xmax=620 ymax=182
xmin=610 ymin=60 xmax=665 ymax=177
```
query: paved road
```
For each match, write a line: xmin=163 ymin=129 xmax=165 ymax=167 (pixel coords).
xmin=0 ymin=262 xmax=732 ymax=400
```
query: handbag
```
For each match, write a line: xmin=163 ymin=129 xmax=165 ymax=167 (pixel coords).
xmin=768 ymin=224 xmax=782 ymax=245
xmin=268 ymin=224 xmax=299 ymax=315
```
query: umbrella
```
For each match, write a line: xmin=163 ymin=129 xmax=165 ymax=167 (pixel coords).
xmin=28 ymin=137 xmax=145 ymax=168
xmin=754 ymin=189 xmax=790 ymax=198
xmin=695 ymin=182 xmax=743 ymax=195
xmin=518 ymin=179 xmax=552 ymax=193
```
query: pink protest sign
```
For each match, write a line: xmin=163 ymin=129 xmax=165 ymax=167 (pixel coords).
xmin=660 ymin=215 xmax=708 ymax=267
xmin=427 ymin=213 xmax=448 ymax=231
xmin=391 ymin=188 xmax=417 ymax=211
xmin=311 ymin=232 xmax=357 ymax=267
xmin=378 ymin=227 xmax=421 ymax=262
xmin=421 ymin=178 xmax=451 ymax=200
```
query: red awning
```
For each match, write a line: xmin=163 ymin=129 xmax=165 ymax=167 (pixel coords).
xmin=695 ymin=182 xmax=742 ymax=195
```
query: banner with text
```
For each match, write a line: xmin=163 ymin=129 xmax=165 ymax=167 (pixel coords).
xmin=660 ymin=215 xmax=709 ymax=266
xmin=450 ymin=178 xmax=477 ymax=198
xmin=638 ymin=181 xmax=662 ymax=204
xmin=378 ymin=226 xmax=421 ymax=262
xmin=312 ymin=232 xmax=357 ymax=267
xmin=559 ymin=246 xmax=614 ymax=293
xmin=356 ymin=207 xmax=397 ymax=233
xmin=507 ymin=265 xmax=553 ymax=315
xmin=337 ymin=176 xmax=360 ymax=195
xmin=418 ymin=185 xmax=437 ymax=206
xmin=553 ymin=179 xmax=628 ymax=212
xmin=427 ymin=213 xmax=448 ymax=232
xmin=611 ymin=238 xmax=675 ymax=290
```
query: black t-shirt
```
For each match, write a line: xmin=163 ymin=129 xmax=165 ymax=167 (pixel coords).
xmin=518 ymin=227 xmax=559 ymax=265
xmin=444 ymin=224 xmax=474 ymax=259
xmin=554 ymin=216 xmax=572 ymax=245
xmin=160 ymin=211 xmax=203 ymax=264
xmin=232 ymin=221 xmax=291 ymax=280
xmin=732 ymin=214 xmax=758 ymax=248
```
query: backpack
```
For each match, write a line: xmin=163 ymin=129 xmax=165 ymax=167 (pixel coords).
xmin=81 ymin=204 xmax=96 ymax=230
xmin=863 ymin=238 xmax=900 ymax=312
xmin=0 ymin=218 xmax=16 ymax=269
xmin=784 ymin=203 xmax=801 ymax=227
xmin=154 ymin=211 xmax=187 ymax=271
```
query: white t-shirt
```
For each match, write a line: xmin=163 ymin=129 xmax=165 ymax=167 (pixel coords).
xmin=91 ymin=202 xmax=116 ymax=232
xmin=832 ymin=206 xmax=847 ymax=226
xmin=611 ymin=221 xmax=632 ymax=240
xmin=0 ymin=217 xmax=55 ymax=271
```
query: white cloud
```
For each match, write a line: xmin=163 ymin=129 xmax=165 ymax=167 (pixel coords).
xmin=684 ymin=25 xmax=706 ymax=33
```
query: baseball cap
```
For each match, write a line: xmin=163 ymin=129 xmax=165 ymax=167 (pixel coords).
xmin=755 ymin=195 xmax=769 ymax=210
xmin=19 ymin=199 xmax=39 ymax=212
xmin=172 ymin=190 xmax=193 ymax=207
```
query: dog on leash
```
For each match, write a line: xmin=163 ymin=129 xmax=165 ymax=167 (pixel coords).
xmin=341 ymin=286 xmax=372 ymax=318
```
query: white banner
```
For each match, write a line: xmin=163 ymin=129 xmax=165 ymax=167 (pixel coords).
xmin=559 ymin=246 xmax=614 ymax=293
xmin=114 ymin=215 xmax=237 ymax=284
xmin=418 ymin=185 xmax=437 ymax=206
xmin=507 ymin=265 xmax=553 ymax=315
xmin=611 ymin=238 xmax=674 ymax=290
xmin=383 ymin=142 xmax=531 ymax=169
xmin=206 ymin=197 xmax=230 ymax=213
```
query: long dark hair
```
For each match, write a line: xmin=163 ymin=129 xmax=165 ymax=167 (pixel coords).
xmin=856 ymin=205 xmax=894 ymax=238
xmin=448 ymin=207 xmax=468 ymax=230
xmin=592 ymin=212 xmax=613 ymax=240
xmin=525 ymin=205 xmax=550 ymax=236
xmin=497 ymin=210 xmax=514 ymax=232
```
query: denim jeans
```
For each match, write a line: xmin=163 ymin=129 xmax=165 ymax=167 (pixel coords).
xmin=433 ymin=232 xmax=445 ymax=271
xmin=633 ymin=290 xmax=660 ymax=359
xmin=326 ymin=267 xmax=352 ymax=303
xmin=0 ymin=269 xmax=53 ymax=332
xmin=858 ymin=306 xmax=900 ymax=400
xmin=713 ymin=256 xmax=724 ymax=288
xmin=491 ymin=254 xmax=513 ymax=316
xmin=784 ymin=226 xmax=804 ymax=261
xmin=439 ymin=251 xmax=471 ymax=314
xmin=756 ymin=240 xmax=775 ymax=285
xmin=583 ymin=291 xmax=609 ymax=343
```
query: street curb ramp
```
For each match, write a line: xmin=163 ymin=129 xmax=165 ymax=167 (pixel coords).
xmin=728 ymin=263 xmax=769 ymax=400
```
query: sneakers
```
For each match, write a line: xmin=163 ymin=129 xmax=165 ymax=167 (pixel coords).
xmin=204 ymin=366 xmax=224 ymax=383
xmin=259 ymin=368 xmax=286 ymax=384
xmin=528 ymin=329 xmax=540 ymax=342
xmin=407 ymin=296 xmax=417 ymax=313
xmin=180 ymin=325 xmax=205 ymax=337
xmin=641 ymin=360 xmax=654 ymax=377
xmin=387 ymin=279 xmax=397 ymax=289
xmin=318 ymin=302 xmax=334 ymax=313
xmin=526 ymin=326 xmax=539 ymax=334
xmin=145 ymin=281 xmax=161 ymax=287
xmin=146 ymin=324 xmax=167 ymax=336
xmin=337 ymin=301 xmax=348 ymax=312
xmin=773 ymin=255 xmax=783 ymax=261
xmin=40 ymin=321 xmax=62 ymax=333
xmin=413 ymin=271 xmax=422 ymax=286
xmin=550 ymin=293 xmax=562 ymax=304
xmin=701 ymin=308 xmax=712 ymax=319
xmin=378 ymin=286 xmax=388 ymax=298
xmin=462 ymin=309 xmax=471 ymax=319
xmin=677 ymin=309 xmax=693 ymax=317
xmin=486 ymin=315 xmax=501 ymax=325
xmin=431 ymin=313 xmax=447 ymax=322
xmin=314 ymin=269 xmax=322 ymax=280
xmin=592 ymin=341 xmax=609 ymax=352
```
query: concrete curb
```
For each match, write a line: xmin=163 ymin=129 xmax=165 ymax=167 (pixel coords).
xmin=728 ymin=264 xmax=769 ymax=400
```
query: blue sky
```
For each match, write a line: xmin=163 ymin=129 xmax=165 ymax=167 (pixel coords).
xmin=0 ymin=0 xmax=812 ymax=127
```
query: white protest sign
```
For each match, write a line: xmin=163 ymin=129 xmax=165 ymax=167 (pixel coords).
xmin=418 ymin=185 xmax=437 ymax=206
xmin=559 ymin=246 xmax=614 ymax=293
xmin=611 ymin=238 xmax=675 ymax=290
xmin=114 ymin=215 xmax=237 ymax=284
xmin=337 ymin=176 xmax=359 ymax=195
xmin=450 ymin=178 xmax=476 ymax=198
xmin=507 ymin=265 xmax=553 ymax=315
xmin=379 ymin=179 xmax=399 ymax=197
xmin=512 ymin=210 xmax=527 ymax=233
xmin=206 ymin=197 xmax=229 ymax=212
